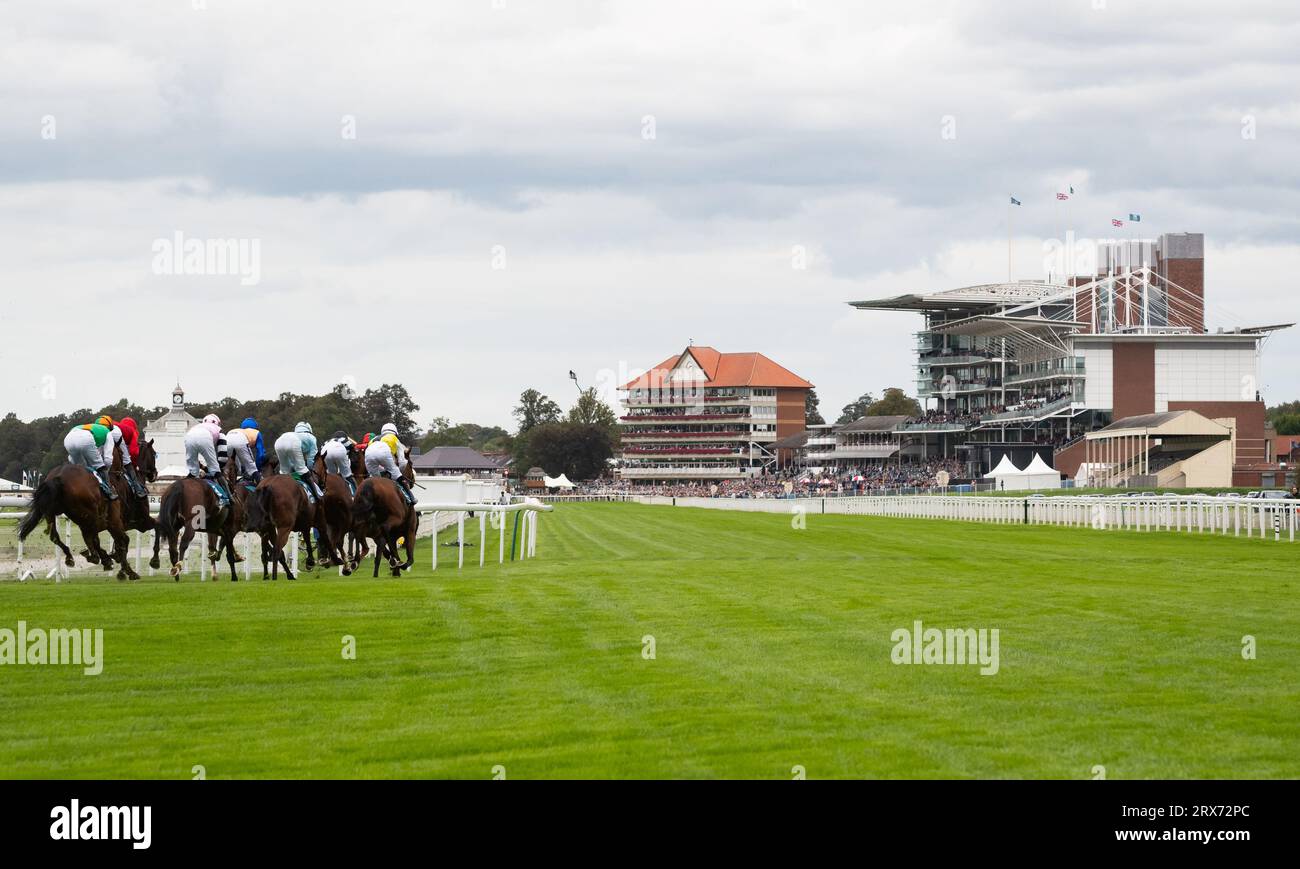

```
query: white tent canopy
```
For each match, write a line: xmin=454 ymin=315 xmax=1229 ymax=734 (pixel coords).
xmin=983 ymin=454 xmax=1022 ymax=479
xmin=543 ymin=473 xmax=575 ymax=489
xmin=1021 ymin=453 xmax=1063 ymax=490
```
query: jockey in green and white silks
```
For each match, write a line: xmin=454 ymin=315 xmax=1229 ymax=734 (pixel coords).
xmin=95 ymin=414 xmax=147 ymax=498
xmin=184 ymin=414 xmax=231 ymax=502
xmin=63 ymin=421 xmax=118 ymax=500
xmin=363 ymin=422 xmax=415 ymax=505
xmin=275 ymin=421 xmax=324 ymax=500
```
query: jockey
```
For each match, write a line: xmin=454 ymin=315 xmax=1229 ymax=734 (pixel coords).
xmin=274 ymin=421 xmax=324 ymax=500
xmin=239 ymin=416 xmax=269 ymax=471
xmin=320 ymin=430 xmax=357 ymax=493
xmin=184 ymin=414 xmax=231 ymax=502
xmin=96 ymin=414 xmax=148 ymax=499
xmin=224 ymin=424 xmax=263 ymax=484
xmin=363 ymin=422 xmax=415 ymax=505
xmin=63 ymin=421 xmax=117 ymax=500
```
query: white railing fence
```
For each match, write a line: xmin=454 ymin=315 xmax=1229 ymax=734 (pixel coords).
xmin=620 ymin=494 xmax=1299 ymax=543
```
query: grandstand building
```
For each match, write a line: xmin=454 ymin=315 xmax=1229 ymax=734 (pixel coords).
xmin=617 ymin=346 xmax=812 ymax=481
xmin=850 ymin=232 xmax=1292 ymax=486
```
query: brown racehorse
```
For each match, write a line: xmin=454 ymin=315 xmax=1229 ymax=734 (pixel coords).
xmin=17 ymin=453 xmax=138 ymax=580
xmin=244 ymin=474 xmax=318 ymax=581
xmin=313 ymin=454 xmax=354 ymax=575
xmin=114 ymin=438 xmax=158 ymax=535
xmin=351 ymin=451 xmax=418 ymax=578
xmin=150 ymin=476 xmax=234 ymax=580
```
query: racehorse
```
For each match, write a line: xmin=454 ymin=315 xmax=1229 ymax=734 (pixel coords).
xmin=149 ymin=475 xmax=234 ymax=580
xmin=350 ymin=450 xmax=418 ymax=578
xmin=244 ymin=474 xmax=318 ymax=581
xmin=313 ymin=453 xmax=354 ymax=575
xmin=17 ymin=448 xmax=138 ymax=580
xmin=114 ymin=438 xmax=158 ymax=534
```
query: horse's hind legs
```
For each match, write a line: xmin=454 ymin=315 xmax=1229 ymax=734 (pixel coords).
xmin=47 ymin=521 xmax=75 ymax=567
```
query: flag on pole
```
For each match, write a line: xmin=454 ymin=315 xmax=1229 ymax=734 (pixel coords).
xmin=1056 ymin=192 xmax=1069 ymax=200
xmin=1009 ymin=196 xmax=1021 ymax=206
xmin=1128 ymin=213 xmax=1141 ymax=222
xmin=1111 ymin=218 xmax=1124 ymax=227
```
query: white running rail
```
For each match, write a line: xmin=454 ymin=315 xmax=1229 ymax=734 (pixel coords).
xmin=624 ymin=494 xmax=1299 ymax=543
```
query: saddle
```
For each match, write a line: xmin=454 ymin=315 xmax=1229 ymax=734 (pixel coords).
xmin=202 ymin=477 xmax=231 ymax=508
xmin=295 ymin=478 xmax=317 ymax=504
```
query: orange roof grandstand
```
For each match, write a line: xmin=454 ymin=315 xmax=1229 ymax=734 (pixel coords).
xmin=621 ymin=346 xmax=814 ymax=390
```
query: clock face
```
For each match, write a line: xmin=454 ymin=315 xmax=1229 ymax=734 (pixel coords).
xmin=173 ymin=394 xmax=183 ymax=406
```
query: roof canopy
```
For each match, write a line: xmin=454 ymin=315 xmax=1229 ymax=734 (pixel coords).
xmin=410 ymin=446 xmax=500 ymax=471
xmin=849 ymin=282 xmax=1062 ymax=313
xmin=621 ymin=346 xmax=813 ymax=390
xmin=543 ymin=473 xmax=575 ymax=488
xmin=1089 ymin=409 xmax=1231 ymax=440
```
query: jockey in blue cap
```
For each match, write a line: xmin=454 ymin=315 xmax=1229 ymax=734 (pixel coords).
xmin=239 ymin=417 xmax=268 ymax=470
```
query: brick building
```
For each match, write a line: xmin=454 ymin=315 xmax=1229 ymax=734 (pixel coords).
xmin=617 ymin=346 xmax=812 ymax=481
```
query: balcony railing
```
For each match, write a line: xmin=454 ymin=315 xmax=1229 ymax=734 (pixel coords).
xmin=978 ymin=395 xmax=1076 ymax=423
xmin=620 ymin=413 xmax=749 ymax=422
xmin=1005 ymin=360 xmax=1086 ymax=386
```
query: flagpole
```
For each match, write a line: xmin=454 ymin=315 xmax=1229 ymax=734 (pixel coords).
xmin=1007 ymin=199 xmax=1012 ymax=282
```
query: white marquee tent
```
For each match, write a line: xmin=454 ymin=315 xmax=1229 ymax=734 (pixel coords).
xmin=983 ymin=454 xmax=1024 ymax=491
xmin=1021 ymin=453 xmax=1063 ymax=490
xmin=543 ymin=473 xmax=575 ymax=489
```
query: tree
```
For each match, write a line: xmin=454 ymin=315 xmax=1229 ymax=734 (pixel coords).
xmin=836 ymin=392 xmax=876 ymax=424
xmin=518 ymin=422 xmax=614 ymax=481
xmin=1268 ymin=402 xmax=1300 ymax=435
xmin=567 ymin=388 xmax=618 ymax=433
xmin=358 ymin=384 xmax=421 ymax=441
xmin=513 ymin=389 xmax=561 ymax=435
xmin=805 ymin=390 xmax=825 ymax=426
xmin=865 ymin=387 xmax=922 ymax=417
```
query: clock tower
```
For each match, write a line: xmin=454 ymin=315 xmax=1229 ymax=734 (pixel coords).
xmin=172 ymin=384 xmax=185 ymax=410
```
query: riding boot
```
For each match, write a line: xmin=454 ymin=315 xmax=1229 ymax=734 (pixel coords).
xmin=343 ymin=474 xmax=356 ymax=496
xmin=251 ymin=470 xmax=263 ymax=484
xmin=307 ymin=470 xmax=325 ymax=501
xmin=125 ymin=466 xmax=146 ymax=498
xmin=94 ymin=467 xmax=118 ymax=500
xmin=396 ymin=477 xmax=416 ymax=506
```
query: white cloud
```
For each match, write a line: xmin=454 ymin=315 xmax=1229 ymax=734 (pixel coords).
xmin=2 ymin=0 xmax=1298 ymax=429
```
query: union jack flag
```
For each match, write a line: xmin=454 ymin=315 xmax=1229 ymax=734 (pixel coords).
xmin=1111 ymin=218 xmax=1123 ymax=227
xmin=1056 ymin=192 xmax=1069 ymax=200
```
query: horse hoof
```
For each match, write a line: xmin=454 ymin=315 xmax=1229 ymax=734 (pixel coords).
xmin=148 ymin=556 xmax=160 ymax=569
xmin=64 ymin=557 xmax=75 ymax=568
xmin=169 ymin=564 xmax=182 ymax=578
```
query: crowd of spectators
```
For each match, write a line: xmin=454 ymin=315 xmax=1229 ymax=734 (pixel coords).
xmin=565 ymin=458 xmax=972 ymax=498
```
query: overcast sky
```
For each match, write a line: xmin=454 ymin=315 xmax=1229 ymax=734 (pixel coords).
xmin=2 ymin=0 xmax=1297 ymax=430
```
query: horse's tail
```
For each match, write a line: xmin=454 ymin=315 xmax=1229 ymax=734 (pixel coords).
xmin=156 ymin=482 xmax=183 ymax=537
xmin=351 ymin=480 xmax=376 ymax=528
xmin=17 ymin=475 xmax=61 ymax=541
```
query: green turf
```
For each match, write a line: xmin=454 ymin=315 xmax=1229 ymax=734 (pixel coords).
xmin=0 ymin=502 xmax=1296 ymax=779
